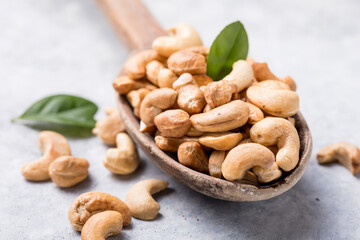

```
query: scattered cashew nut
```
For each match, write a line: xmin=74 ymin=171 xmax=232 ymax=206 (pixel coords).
xmin=199 ymin=132 xmax=242 ymax=151
xmin=113 ymin=76 xmax=157 ymax=95
xmin=222 ymin=60 xmax=254 ymax=92
xmin=209 ymin=150 xmax=226 ymax=178
xmin=158 ymin=68 xmax=178 ymax=88
xmin=21 ymin=131 xmax=71 ymax=181
xmin=167 ymin=49 xmax=207 ymax=75
xmin=154 ymin=109 xmax=192 ymax=137
xmin=155 ymin=135 xmax=199 ymax=152
xmin=146 ymin=60 xmax=165 ymax=86
xmin=178 ymin=142 xmax=209 ymax=173
xmin=127 ymin=88 xmax=150 ymax=118
xmin=125 ymin=179 xmax=168 ymax=220
xmin=253 ymin=162 xmax=282 ymax=183
xmin=204 ymin=80 xmax=238 ymax=108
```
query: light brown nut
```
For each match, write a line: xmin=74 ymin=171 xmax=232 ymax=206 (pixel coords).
xmin=173 ymin=73 xmax=206 ymax=114
xmin=204 ymin=80 xmax=238 ymax=108
xmin=127 ymin=88 xmax=150 ymax=118
xmin=154 ymin=109 xmax=191 ymax=138
xmin=279 ymin=76 xmax=297 ymax=91
xmin=222 ymin=60 xmax=254 ymax=92
xmin=246 ymin=84 xmax=299 ymax=117
xmin=92 ymin=107 xmax=125 ymax=145
xmin=221 ymin=143 xmax=275 ymax=180
xmin=139 ymin=121 xmax=157 ymax=135
xmin=49 ymin=156 xmax=89 ymax=188
xmin=199 ymin=132 xmax=242 ymax=151
xmin=209 ymin=150 xmax=226 ymax=178
xmin=190 ymin=100 xmax=249 ymax=132
xmin=192 ymin=75 xmax=213 ymax=87
xmin=146 ymin=60 xmax=165 ymax=86
xmin=125 ymin=179 xmax=168 ymax=220
xmin=251 ymin=62 xmax=278 ymax=81
xmin=250 ymin=117 xmax=300 ymax=171
xmin=139 ymin=88 xmax=177 ymax=127
xmin=124 ymin=49 xmax=163 ymax=79
xmin=68 ymin=192 xmax=131 ymax=231
xmin=202 ymin=104 xmax=213 ymax=113
xmin=253 ymin=162 xmax=282 ymax=183
xmin=234 ymin=171 xmax=259 ymax=186
xmin=237 ymin=138 xmax=253 ymax=145
xmin=255 ymin=80 xmax=290 ymax=90
xmin=21 ymin=131 xmax=71 ymax=181
xmin=186 ymin=127 xmax=204 ymax=137
xmin=287 ymin=117 xmax=296 ymax=126
xmin=81 ymin=211 xmax=123 ymax=240
xmin=113 ymin=75 xmax=156 ymax=95
xmin=317 ymin=142 xmax=360 ymax=175
xmin=167 ymin=50 xmax=206 ymax=75
xmin=246 ymin=102 xmax=264 ymax=125
xmin=158 ymin=68 xmax=178 ymax=88
xmin=155 ymin=135 xmax=199 ymax=152
xmin=103 ymin=133 xmax=139 ymax=175
xmin=178 ymin=142 xmax=209 ymax=173
xmin=152 ymin=23 xmax=203 ymax=57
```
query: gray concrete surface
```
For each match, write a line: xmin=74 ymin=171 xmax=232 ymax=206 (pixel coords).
xmin=1 ymin=0 xmax=360 ymax=239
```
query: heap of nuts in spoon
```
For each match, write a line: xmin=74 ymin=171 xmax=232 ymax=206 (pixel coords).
xmin=113 ymin=23 xmax=302 ymax=184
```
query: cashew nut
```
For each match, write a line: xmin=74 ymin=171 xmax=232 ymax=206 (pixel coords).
xmin=152 ymin=23 xmax=203 ymax=57
xmin=190 ymin=100 xmax=249 ymax=132
xmin=204 ymin=80 xmax=238 ymax=108
xmin=139 ymin=120 xmax=157 ymax=135
xmin=124 ymin=49 xmax=164 ymax=79
xmin=222 ymin=60 xmax=254 ymax=92
xmin=139 ymin=88 xmax=177 ymax=127
xmin=125 ymin=179 xmax=168 ymax=220
xmin=255 ymin=79 xmax=290 ymax=90
xmin=247 ymin=81 xmax=299 ymax=117
xmin=245 ymin=102 xmax=264 ymax=124
xmin=167 ymin=49 xmax=207 ymax=75
xmin=158 ymin=68 xmax=178 ymax=88
xmin=221 ymin=143 xmax=275 ymax=180
xmin=127 ymin=88 xmax=150 ymax=118
xmin=199 ymin=132 xmax=242 ymax=151
xmin=145 ymin=60 xmax=165 ymax=86
xmin=68 ymin=192 xmax=131 ymax=231
xmin=209 ymin=150 xmax=226 ymax=178
xmin=178 ymin=142 xmax=209 ymax=173
xmin=250 ymin=117 xmax=300 ymax=171
xmin=234 ymin=171 xmax=259 ymax=185
xmin=21 ymin=131 xmax=71 ymax=181
xmin=186 ymin=126 xmax=204 ymax=137
xmin=192 ymin=74 xmax=213 ymax=87
xmin=317 ymin=142 xmax=360 ymax=175
xmin=155 ymin=135 xmax=198 ymax=152
xmin=103 ymin=133 xmax=139 ymax=175
xmin=49 ymin=156 xmax=89 ymax=187
xmin=253 ymin=162 xmax=282 ymax=183
xmin=173 ymin=73 xmax=206 ymax=114
xmin=81 ymin=210 xmax=123 ymax=240
xmin=92 ymin=107 xmax=125 ymax=145
xmin=113 ymin=75 xmax=156 ymax=95
xmin=154 ymin=109 xmax=192 ymax=137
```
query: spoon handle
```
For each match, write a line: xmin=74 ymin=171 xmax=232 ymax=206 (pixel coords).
xmin=97 ymin=0 xmax=167 ymax=50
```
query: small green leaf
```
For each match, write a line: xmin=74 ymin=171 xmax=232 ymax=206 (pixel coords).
xmin=12 ymin=94 xmax=98 ymax=136
xmin=207 ymin=21 xmax=249 ymax=80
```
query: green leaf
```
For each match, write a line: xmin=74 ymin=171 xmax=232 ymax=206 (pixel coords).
xmin=207 ymin=21 xmax=249 ymax=81
xmin=12 ymin=94 xmax=98 ymax=136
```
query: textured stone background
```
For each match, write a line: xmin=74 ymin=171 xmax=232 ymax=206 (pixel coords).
xmin=1 ymin=0 xmax=360 ymax=239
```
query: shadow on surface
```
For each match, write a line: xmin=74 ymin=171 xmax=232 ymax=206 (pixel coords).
xmin=110 ymin=159 xmax=147 ymax=182
xmin=60 ymin=175 xmax=95 ymax=193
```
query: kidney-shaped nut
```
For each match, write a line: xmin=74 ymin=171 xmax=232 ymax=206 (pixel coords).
xmin=125 ymin=179 xmax=168 ymax=220
xmin=221 ymin=143 xmax=275 ymax=181
xmin=209 ymin=150 xmax=226 ymax=178
xmin=255 ymin=80 xmax=290 ymax=90
xmin=186 ymin=126 xmax=204 ymax=137
xmin=178 ymin=142 xmax=209 ymax=173
xmin=245 ymin=102 xmax=264 ymax=125
xmin=49 ymin=156 xmax=89 ymax=187
xmin=173 ymin=73 xmax=206 ymax=114
xmin=154 ymin=109 xmax=192 ymax=138
xmin=103 ymin=133 xmax=139 ymax=175
xmin=21 ymin=131 xmax=71 ymax=181
xmin=247 ymin=84 xmax=299 ymax=117
xmin=222 ymin=60 xmax=254 ymax=92
xmin=190 ymin=100 xmax=249 ymax=132
xmin=199 ymin=132 xmax=242 ymax=151
xmin=124 ymin=49 xmax=164 ymax=79
xmin=146 ymin=60 xmax=165 ymax=86
xmin=168 ymin=49 xmax=206 ymax=75
xmin=193 ymin=75 xmax=213 ymax=87
xmin=81 ymin=210 xmax=123 ymax=240
xmin=253 ymin=162 xmax=282 ymax=183
xmin=140 ymin=88 xmax=177 ymax=127
xmin=68 ymin=192 xmax=131 ymax=231
xmin=317 ymin=142 xmax=360 ymax=175
xmin=152 ymin=23 xmax=203 ymax=57
xmin=92 ymin=107 xmax=125 ymax=145
xmin=158 ymin=68 xmax=178 ymax=88
xmin=113 ymin=75 xmax=157 ymax=95
xmin=127 ymin=88 xmax=150 ymax=118
xmin=155 ymin=135 xmax=198 ymax=152
xmin=250 ymin=117 xmax=300 ymax=171
xmin=204 ymin=80 xmax=238 ymax=108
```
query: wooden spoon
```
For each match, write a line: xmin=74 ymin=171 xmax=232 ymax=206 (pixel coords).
xmin=97 ymin=0 xmax=313 ymax=201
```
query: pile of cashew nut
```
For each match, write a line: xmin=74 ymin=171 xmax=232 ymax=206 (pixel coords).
xmin=113 ymin=23 xmax=302 ymax=185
